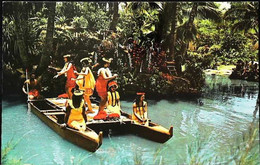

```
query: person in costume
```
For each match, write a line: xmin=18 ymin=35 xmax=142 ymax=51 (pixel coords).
xmin=74 ymin=57 xmax=96 ymax=113
xmin=64 ymin=90 xmax=87 ymax=132
xmin=22 ymin=73 xmax=41 ymax=100
xmin=105 ymin=81 xmax=121 ymax=118
xmin=132 ymin=92 xmax=149 ymax=126
xmin=54 ymin=54 xmax=77 ymax=99
xmin=94 ymin=58 xmax=118 ymax=119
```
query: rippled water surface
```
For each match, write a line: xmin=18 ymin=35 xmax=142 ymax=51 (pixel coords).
xmin=2 ymin=75 xmax=259 ymax=165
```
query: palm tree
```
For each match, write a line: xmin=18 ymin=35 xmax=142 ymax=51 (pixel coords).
xmin=109 ymin=2 xmax=119 ymax=32
xmin=11 ymin=2 xmax=31 ymax=69
xmin=168 ymin=3 xmax=178 ymax=61
xmin=224 ymin=2 xmax=259 ymax=35
xmin=37 ymin=2 xmax=56 ymax=75
xmin=175 ymin=2 xmax=221 ymax=75
xmin=3 ymin=2 xmax=44 ymax=71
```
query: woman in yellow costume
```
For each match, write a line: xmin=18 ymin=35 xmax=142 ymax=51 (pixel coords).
xmin=105 ymin=81 xmax=121 ymax=118
xmin=74 ymin=57 xmax=96 ymax=113
xmin=64 ymin=90 xmax=87 ymax=131
xmin=132 ymin=92 xmax=149 ymax=126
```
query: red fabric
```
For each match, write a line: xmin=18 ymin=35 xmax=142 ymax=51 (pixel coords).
xmin=96 ymin=75 xmax=108 ymax=98
xmin=108 ymin=113 xmax=120 ymax=118
xmin=93 ymin=110 xmax=107 ymax=120
xmin=137 ymin=92 xmax=145 ymax=95
xmin=108 ymin=81 xmax=118 ymax=88
xmin=58 ymin=93 xmax=69 ymax=98
xmin=29 ymin=89 xmax=39 ymax=97
xmin=66 ymin=64 xmax=77 ymax=88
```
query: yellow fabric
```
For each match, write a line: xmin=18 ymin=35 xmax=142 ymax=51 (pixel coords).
xmin=67 ymin=100 xmax=85 ymax=128
xmin=106 ymin=91 xmax=121 ymax=115
xmin=107 ymin=91 xmax=120 ymax=106
xmin=84 ymin=68 xmax=95 ymax=90
xmin=76 ymin=75 xmax=84 ymax=89
xmin=70 ymin=120 xmax=86 ymax=131
xmin=132 ymin=101 xmax=147 ymax=124
xmin=76 ymin=67 xmax=96 ymax=91
xmin=106 ymin=105 xmax=121 ymax=115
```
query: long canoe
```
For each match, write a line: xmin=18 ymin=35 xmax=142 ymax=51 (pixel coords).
xmin=46 ymin=98 xmax=173 ymax=143
xmin=29 ymin=99 xmax=103 ymax=152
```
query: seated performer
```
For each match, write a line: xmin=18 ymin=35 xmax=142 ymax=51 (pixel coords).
xmin=132 ymin=92 xmax=149 ymax=126
xmin=64 ymin=90 xmax=87 ymax=132
xmin=74 ymin=57 xmax=96 ymax=113
xmin=22 ymin=73 xmax=41 ymax=100
xmin=105 ymin=81 xmax=121 ymax=118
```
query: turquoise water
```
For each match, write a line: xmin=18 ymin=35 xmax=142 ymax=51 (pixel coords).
xmin=2 ymin=75 xmax=259 ymax=165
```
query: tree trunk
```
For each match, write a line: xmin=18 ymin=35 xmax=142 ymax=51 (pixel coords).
xmin=176 ymin=3 xmax=198 ymax=75
xmin=156 ymin=2 xmax=170 ymax=45
xmin=37 ymin=2 xmax=56 ymax=75
xmin=108 ymin=2 xmax=113 ymax=15
xmin=168 ymin=3 xmax=177 ymax=61
xmin=187 ymin=3 xmax=198 ymax=30
xmin=109 ymin=2 xmax=119 ymax=32
xmin=13 ymin=2 xmax=30 ymax=69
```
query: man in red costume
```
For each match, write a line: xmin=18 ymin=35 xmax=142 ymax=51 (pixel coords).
xmin=54 ymin=54 xmax=77 ymax=99
xmin=22 ymin=73 xmax=41 ymax=100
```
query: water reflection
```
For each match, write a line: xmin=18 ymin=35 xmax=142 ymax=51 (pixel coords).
xmin=203 ymin=75 xmax=259 ymax=101
xmin=2 ymin=75 xmax=259 ymax=164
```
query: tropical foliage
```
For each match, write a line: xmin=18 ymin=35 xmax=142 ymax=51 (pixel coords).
xmin=2 ymin=2 xmax=259 ymax=97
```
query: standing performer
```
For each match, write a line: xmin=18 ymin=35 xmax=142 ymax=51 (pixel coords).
xmin=132 ymin=92 xmax=149 ymax=126
xmin=22 ymin=73 xmax=41 ymax=100
xmin=54 ymin=54 xmax=77 ymax=99
xmin=74 ymin=57 xmax=96 ymax=113
xmin=95 ymin=58 xmax=118 ymax=117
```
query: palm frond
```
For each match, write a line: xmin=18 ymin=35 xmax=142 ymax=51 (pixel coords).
xmin=224 ymin=2 xmax=259 ymax=33
xmin=223 ymin=7 xmax=247 ymax=20
xmin=176 ymin=22 xmax=197 ymax=42
xmin=197 ymin=5 xmax=221 ymax=22
xmin=149 ymin=2 xmax=163 ymax=10
xmin=232 ymin=20 xmax=253 ymax=33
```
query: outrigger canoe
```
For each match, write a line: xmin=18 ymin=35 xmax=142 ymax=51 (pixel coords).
xmin=28 ymin=99 xmax=103 ymax=152
xmin=28 ymin=98 xmax=173 ymax=152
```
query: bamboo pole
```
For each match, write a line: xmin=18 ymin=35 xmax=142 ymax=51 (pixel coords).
xmin=26 ymin=69 xmax=31 ymax=111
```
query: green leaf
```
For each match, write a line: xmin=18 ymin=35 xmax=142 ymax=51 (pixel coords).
xmin=150 ymin=25 xmax=155 ymax=31
xmin=142 ymin=9 xmax=150 ymax=17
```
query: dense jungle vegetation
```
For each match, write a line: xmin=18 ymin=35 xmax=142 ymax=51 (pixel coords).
xmin=2 ymin=2 xmax=259 ymax=98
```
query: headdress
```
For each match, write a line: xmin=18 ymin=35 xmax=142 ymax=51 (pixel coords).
xmin=80 ymin=57 xmax=92 ymax=63
xmin=73 ymin=90 xmax=84 ymax=96
xmin=136 ymin=92 xmax=145 ymax=96
xmin=63 ymin=54 xmax=71 ymax=58
xmin=108 ymin=81 xmax=118 ymax=89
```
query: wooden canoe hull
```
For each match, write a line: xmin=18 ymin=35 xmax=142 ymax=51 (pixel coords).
xmin=121 ymin=111 xmax=173 ymax=143
xmin=87 ymin=120 xmax=132 ymax=135
xmin=87 ymin=112 xmax=173 ymax=143
xmin=130 ymin=123 xmax=173 ymax=143
xmin=29 ymin=100 xmax=102 ymax=152
xmin=45 ymin=98 xmax=173 ymax=143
